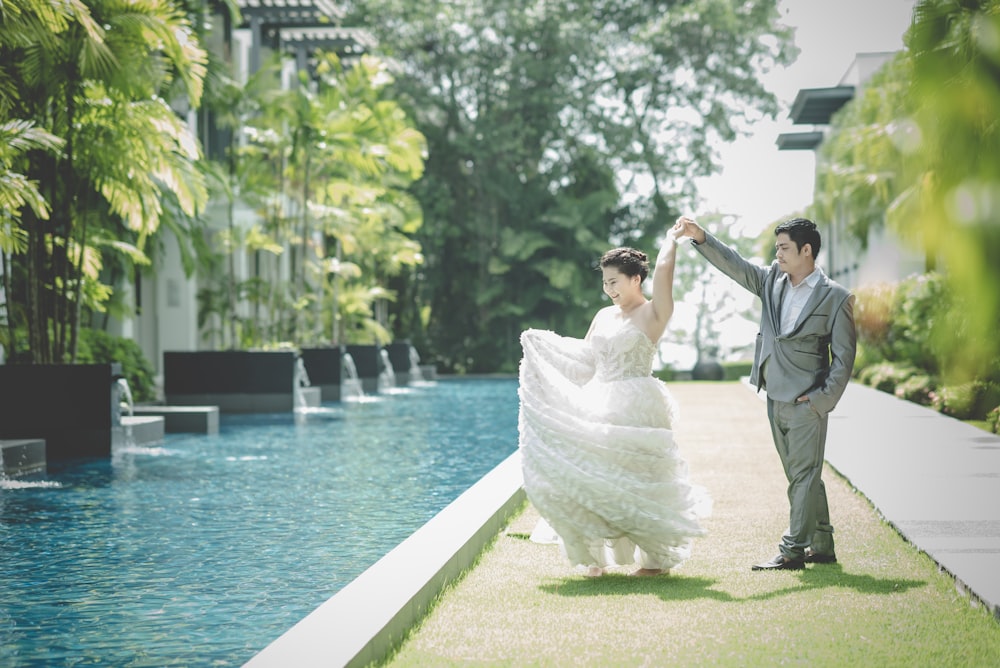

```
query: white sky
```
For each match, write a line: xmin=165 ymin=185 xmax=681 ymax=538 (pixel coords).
xmin=694 ymin=0 xmax=917 ymax=234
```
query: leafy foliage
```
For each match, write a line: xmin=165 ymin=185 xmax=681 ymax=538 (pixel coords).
xmin=813 ymin=53 xmax=916 ymax=250
xmin=906 ymin=0 xmax=1000 ymax=382
xmin=76 ymin=328 xmax=158 ymax=402
xmin=853 ymin=273 xmax=951 ymax=376
xmin=196 ymin=53 xmax=426 ymax=351
xmin=809 ymin=0 xmax=1000 ymax=387
xmin=346 ymin=0 xmax=794 ymax=371
xmin=0 ymin=0 xmax=207 ymax=364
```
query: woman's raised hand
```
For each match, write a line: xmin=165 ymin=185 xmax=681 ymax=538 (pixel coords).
xmin=672 ymin=216 xmax=704 ymax=244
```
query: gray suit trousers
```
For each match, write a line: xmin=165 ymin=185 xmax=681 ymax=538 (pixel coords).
xmin=767 ymin=397 xmax=835 ymax=559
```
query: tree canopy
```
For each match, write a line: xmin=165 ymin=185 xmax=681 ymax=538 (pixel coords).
xmin=347 ymin=0 xmax=795 ymax=372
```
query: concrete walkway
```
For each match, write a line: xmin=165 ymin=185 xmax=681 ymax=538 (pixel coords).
xmin=818 ymin=381 xmax=1000 ymax=617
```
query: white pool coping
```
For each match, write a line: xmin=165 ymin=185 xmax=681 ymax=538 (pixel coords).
xmin=245 ymin=450 xmax=525 ymax=668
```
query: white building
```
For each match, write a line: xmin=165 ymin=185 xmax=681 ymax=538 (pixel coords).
xmin=776 ymin=52 xmax=926 ymax=291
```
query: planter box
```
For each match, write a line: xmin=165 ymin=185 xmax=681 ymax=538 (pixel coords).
xmin=344 ymin=345 xmax=383 ymax=395
xmin=0 ymin=363 xmax=121 ymax=460
xmin=386 ymin=341 xmax=422 ymax=387
xmin=164 ymin=350 xmax=302 ymax=413
xmin=0 ymin=439 xmax=46 ymax=476
xmin=300 ymin=346 xmax=346 ymax=402
xmin=133 ymin=405 xmax=219 ymax=434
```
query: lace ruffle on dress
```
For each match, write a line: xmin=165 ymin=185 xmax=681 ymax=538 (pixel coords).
xmin=518 ymin=322 xmax=710 ymax=570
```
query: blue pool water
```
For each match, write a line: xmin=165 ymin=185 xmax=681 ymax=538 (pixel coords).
xmin=0 ymin=378 xmax=519 ymax=666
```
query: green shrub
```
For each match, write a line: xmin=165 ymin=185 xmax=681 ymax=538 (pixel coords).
xmin=76 ymin=329 xmax=157 ymax=403
xmin=987 ymin=405 xmax=1000 ymax=434
xmin=932 ymin=382 xmax=980 ymax=420
xmin=654 ymin=367 xmax=676 ymax=382
xmin=851 ymin=342 xmax=882 ymax=379
xmin=852 ymin=273 xmax=953 ymax=381
xmin=854 ymin=282 xmax=895 ymax=357
xmin=894 ymin=374 xmax=936 ymax=406
xmin=859 ymin=362 xmax=919 ymax=394
xmin=974 ymin=382 xmax=1000 ymax=417
xmin=722 ymin=361 xmax=753 ymax=381
xmin=888 ymin=273 xmax=950 ymax=375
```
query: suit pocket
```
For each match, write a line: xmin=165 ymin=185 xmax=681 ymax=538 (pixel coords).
xmin=797 ymin=313 xmax=829 ymax=336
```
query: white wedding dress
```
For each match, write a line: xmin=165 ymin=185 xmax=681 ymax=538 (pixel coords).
xmin=518 ymin=320 xmax=710 ymax=571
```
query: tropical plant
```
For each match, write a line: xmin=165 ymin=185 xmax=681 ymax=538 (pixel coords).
xmin=76 ymin=328 xmax=157 ymax=402
xmin=0 ymin=0 xmax=208 ymax=364
xmin=197 ymin=52 xmax=426 ymax=350
xmin=905 ymin=0 xmax=1000 ymax=381
xmin=813 ymin=53 xmax=919 ymax=252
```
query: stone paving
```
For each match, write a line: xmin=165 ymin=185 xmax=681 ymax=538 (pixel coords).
xmin=819 ymin=381 xmax=1000 ymax=618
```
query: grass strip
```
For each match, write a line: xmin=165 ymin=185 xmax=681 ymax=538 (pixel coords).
xmin=383 ymin=382 xmax=1000 ymax=666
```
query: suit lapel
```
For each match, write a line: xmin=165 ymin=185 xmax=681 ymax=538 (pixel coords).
xmin=770 ymin=272 xmax=785 ymax=332
xmin=788 ymin=270 xmax=830 ymax=334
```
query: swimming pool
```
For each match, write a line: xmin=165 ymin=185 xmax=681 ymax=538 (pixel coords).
xmin=0 ymin=378 xmax=518 ymax=666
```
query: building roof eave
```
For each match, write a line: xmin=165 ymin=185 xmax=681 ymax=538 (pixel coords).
xmin=788 ymin=86 xmax=855 ymax=125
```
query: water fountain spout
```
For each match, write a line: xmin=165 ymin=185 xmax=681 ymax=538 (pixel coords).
xmin=116 ymin=377 xmax=134 ymax=420
xmin=378 ymin=349 xmax=397 ymax=393
xmin=113 ymin=376 xmax=136 ymax=448
xmin=294 ymin=357 xmax=311 ymax=409
xmin=341 ymin=353 xmax=365 ymax=401
xmin=408 ymin=345 xmax=425 ymax=383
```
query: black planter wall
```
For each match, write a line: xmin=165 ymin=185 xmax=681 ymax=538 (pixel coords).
xmin=386 ymin=341 xmax=418 ymax=386
xmin=344 ymin=345 xmax=383 ymax=395
xmin=164 ymin=351 xmax=299 ymax=413
xmin=300 ymin=346 xmax=345 ymax=402
xmin=0 ymin=363 xmax=121 ymax=460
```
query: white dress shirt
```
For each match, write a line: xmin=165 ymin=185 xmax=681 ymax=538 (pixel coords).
xmin=778 ymin=268 xmax=821 ymax=335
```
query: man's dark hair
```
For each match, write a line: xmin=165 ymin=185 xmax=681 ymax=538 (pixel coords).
xmin=775 ymin=218 xmax=821 ymax=257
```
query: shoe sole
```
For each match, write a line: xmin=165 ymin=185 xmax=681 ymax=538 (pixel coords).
xmin=751 ymin=562 xmax=804 ymax=571
xmin=804 ymin=554 xmax=837 ymax=564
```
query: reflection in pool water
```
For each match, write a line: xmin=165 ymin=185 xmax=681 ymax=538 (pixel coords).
xmin=0 ymin=378 xmax=518 ymax=666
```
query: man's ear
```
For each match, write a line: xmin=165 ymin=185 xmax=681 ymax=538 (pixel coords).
xmin=803 ymin=243 xmax=812 ymax=257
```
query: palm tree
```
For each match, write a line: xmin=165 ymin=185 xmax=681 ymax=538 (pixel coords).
xmin=232 ymin=52 xmax=426 ymax=348
xmin=1 ymin=0 xmax=208 ymax=363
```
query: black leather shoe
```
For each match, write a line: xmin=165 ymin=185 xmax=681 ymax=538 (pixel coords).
xmin=751 ymin=554 xmax=805 ymax=571
xmin=804 ymin=549 xmax=837 ymax=564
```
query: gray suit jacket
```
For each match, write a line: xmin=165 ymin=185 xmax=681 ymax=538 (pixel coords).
xmin=693 ymin=232 xmax=857 ymax=416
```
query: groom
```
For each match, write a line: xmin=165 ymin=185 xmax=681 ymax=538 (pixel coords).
xmin=674 ymin=216 xmax=856 ymax=570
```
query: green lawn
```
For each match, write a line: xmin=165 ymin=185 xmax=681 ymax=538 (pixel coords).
xmin=381 ymin=383 xmax=1000 ymax=667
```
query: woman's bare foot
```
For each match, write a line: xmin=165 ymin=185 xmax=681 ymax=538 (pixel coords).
xmin=630 ymin=568 xmax=669 ymax=577
xmin=585 ymin=566 xmax=605 ymax=577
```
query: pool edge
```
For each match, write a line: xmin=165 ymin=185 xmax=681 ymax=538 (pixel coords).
xmin=244 ymin=450 xmax=525 ymax=668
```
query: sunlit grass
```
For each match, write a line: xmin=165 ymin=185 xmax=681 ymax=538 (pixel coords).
xmin=381 ymin=383 xmax=1000 ymax=667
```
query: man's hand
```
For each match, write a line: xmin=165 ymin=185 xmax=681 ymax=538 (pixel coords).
xmin=672 ymin=216 xmax=706 ymax=244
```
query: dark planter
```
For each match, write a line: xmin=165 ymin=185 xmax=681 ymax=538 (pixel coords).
xmin=0 ymin=363 xmax=121 ymax=460
xmin=164 ymin=350 xmax=302 ymax=413
xmin=300 ymin=346 xmax=346 ymax=402
xmin=344 ymin=345 xmax=383 ymax=395
xmin=386 ymin=341 xmax=422 ymax=387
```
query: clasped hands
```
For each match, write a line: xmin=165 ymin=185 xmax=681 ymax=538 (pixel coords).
xmin=671 ymin=216 xmax=703 ymax=245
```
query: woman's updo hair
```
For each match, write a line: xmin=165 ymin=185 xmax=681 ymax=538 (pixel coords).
xmin=599 ymin=247 xmax=649 ymax=281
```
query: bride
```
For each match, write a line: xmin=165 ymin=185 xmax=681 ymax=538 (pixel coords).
xmin=518 ymin=217 xmax=710 ymax=577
